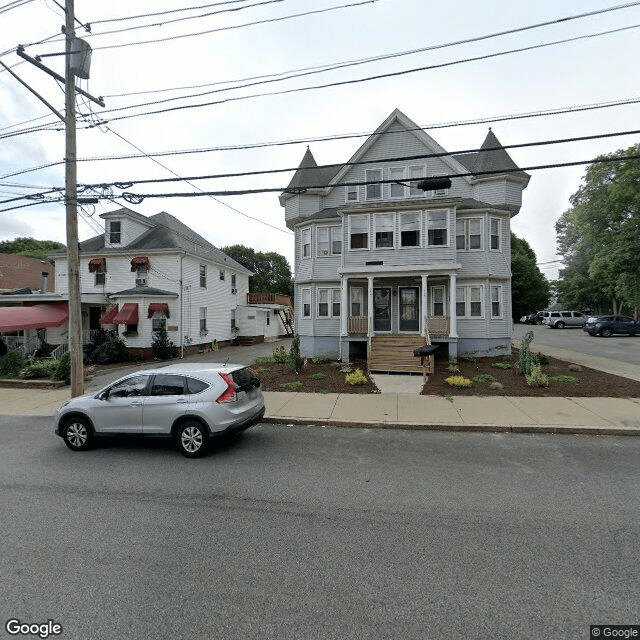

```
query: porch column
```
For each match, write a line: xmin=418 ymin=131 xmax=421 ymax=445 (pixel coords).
xmin=449 ymin=272 xmax=458 ymax=338
xmin=367 ymin=276 xmax=374 ymax=337
xmin=340 ymin=276 xmax=348 ymax=336
xmin=421 ymin=274 xmax=428 ymax=337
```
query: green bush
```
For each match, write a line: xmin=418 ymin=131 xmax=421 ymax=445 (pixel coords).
xmin=537 ymin=353 xmax=550 ymax=365
xmin=460 ymin=355 xmax=477 ymax=363
xmin=272 ymin=346 xmax=288 ymax=364
xmin=447 ymin=364 xmax=460 ymax=374
xmin=86 ymin=335 xmax=133 ymax=365
xmin=20 ymin=359 xmax=58 ymax=379
xmin=345 ymin=369 xmax=368 ymax=385
xmin=526 ymin=364 xmax=549 ymax=387
xmin=491 ymin=362 xmax=512 ymax=370
xmin=516 ymin=331 xmax=538 ymax=375
xmin=444 ymin=376 xmax=473 ymax=388
xmin=569 ymin=364 xmax=582 ymax=372
xmin=473 ymin=373 xmax=496 ymax=383
xmin=280 ymin=381 xmax=303 ymax=391
xmin=489 ymin=381 xmax=503 ymax=390
xmin=0 ymin=349 xmax=25 ymax=377
xmin=311 ymin=372 xmax=326 ymax=381
xmin=312 ymin=356 xmax=327 ymax=365
xmin=257 ymin=367 xmax=269 ymax=374
xmin=54 ymin=351 xmax=71 ymax=382
xmin=255 ymin=356 xmax=275 ymax=364
xmin=151 ymin=327 xmax=174 ymax=360
xmin=288 ymin=336 xmax=304 ymax=374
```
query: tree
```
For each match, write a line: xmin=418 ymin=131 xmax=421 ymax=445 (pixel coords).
xmin=510 ymin=233 xmax=551 ymax=320
xmin=555 ymin=143 xmax=640 ymax=317
xmin=0 ymin=237 xmax=64 ymax=259
xmin=221 ymin=245 xmax=294 ymax=298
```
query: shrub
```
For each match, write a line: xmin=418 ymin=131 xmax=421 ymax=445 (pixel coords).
xmin=0 ymin=349 xmax=25 ymax=377
xmin=288 ymin=336 xmax=304 ymax=374
xmin=311 ymin=372 xmax=326 ymax=381
xmin=319 ymin=389 xmax=331 ymax=394
xmin=280 ymin=381 xmax=303 ymax=391
xmin=257 ymin=367 xmax=269 ymax=374
xmin=569 ymin=364 xmax=582 ymax=372
xmin=491 ymin=362 xmax=512 ymax=369
xmin=516 ymin=331 xmax=538 ymax=375
xmin=331 ymin=361 xmax=342 ymax=367
xmin=255 ymin=356 xmax=275 ymax=364
xmin=536 ymin=353 xmax=550 ymax=365
xmin=549 ymin=375 xmax=579 ymax=384
xmin=54 ymin=352 xmax=71 ymax=382
xmin=526 ymin=364 xmax=549 ymax=387
xmin=345 ymin=369 xmax=368 ymax=385
xmin=340 ymin=366 xmax=353 ymax=373
xmin=473 ymin=373 xmax=496 ymax=383
xmin=447 ymin=364 xmax=460 ymax=374
xmin=460 ymin=355 xmax=477 ymax=363
xmin=272 ymin=346 xmax=288 ymax=364
xmin=151 ymin=327 xmax=174 ymax=360
xmin=312 ymin=356 xmax=327 ymax=365
xmin=489 ymin=381 xmax=503 ymax=390
xmin=20 ymin=359 xmax=58 ymax=379
xmin=444 ymin=376 xmax=473 ymax=388
xmin=86 ymin=335 xmax=133 ymax=365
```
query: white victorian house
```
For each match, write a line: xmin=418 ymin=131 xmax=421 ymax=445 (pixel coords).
xmin=280 ymin=109 xmax=529 ymax=369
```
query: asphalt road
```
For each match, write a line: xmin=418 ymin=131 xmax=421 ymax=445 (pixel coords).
xmin=513 ymin=323 xmax=640 ymax=367
xmin=1 ymin=417 xmax=639 ymax=640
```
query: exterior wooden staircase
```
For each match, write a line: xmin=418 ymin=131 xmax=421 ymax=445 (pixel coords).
xmin=368 ymin=335 xmax=431 ymax=375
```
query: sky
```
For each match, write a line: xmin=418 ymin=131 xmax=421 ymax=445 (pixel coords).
xmin=1 ymin=0 xmax=639 ymax=281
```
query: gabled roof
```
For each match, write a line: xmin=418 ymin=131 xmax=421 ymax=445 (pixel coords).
xmin=55 ymin=209 xmax=251 ymax=274
xmin=453 ymin=129 xmax=530 ymax=184
xmin=109 ymin=286 xmax=179 ymax=298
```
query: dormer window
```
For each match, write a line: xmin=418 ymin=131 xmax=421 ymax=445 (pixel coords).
xmin=109 ymin=221 xmax=121 ymax=244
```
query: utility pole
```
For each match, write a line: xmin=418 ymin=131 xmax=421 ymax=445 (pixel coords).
xmin=65 ymin=0 xmax=83 ymax=397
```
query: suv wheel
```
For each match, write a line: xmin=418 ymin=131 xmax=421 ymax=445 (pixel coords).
xmin=555 ymin=321 xmax=565 ymax=329
xmin=62 ymin=417 xmax=93 ymax=451
xmin=177 ymin=420 xmax=208 ymax=458
xmin=600 ymin=328 xmax=613 ymax=337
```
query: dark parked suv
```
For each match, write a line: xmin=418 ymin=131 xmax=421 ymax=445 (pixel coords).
xmin=582 ymin=315 xmax=640 ymax=337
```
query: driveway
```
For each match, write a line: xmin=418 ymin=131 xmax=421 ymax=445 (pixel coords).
xmin=513 ymin=324 xmax=640 ymax=368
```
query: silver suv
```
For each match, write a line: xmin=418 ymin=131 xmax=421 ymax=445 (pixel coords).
xmin=542 ymin=310 xmax=585 ymax=329
xmin=55 ymin=364 xmax=265 ymax=457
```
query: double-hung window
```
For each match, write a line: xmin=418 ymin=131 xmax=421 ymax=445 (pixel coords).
xmin=109 ymin=221 xmax=121 ymax=244
xmin=389 ymin=167 xmax=405 ymax=198
xmin=427 ymin=210 xmax=448 ymax=246
xmin=302 ymin=289 xmax=311 ymax=317
xmin=431 ymin=286 xmax=445 ymax=316
xmin=317 ymin=226 xmax=341 ymax=256
xmin=199 ymin=265 xmax=207 ymax=288
xmin=365 ymin=169 xmax=382 ymax=200
xmin=456 ymin=286 xmax=483 ymax=317
xmin=317 ymin=288 xmax=340 ymax=318
xmin=302 ymin=228 xmax=311 ymax=258
xmin=490 ymin=218 xmax=501 ymax=251
xmin=199 ymin=307 xmax=207 ymax=333
xmin=456 ymin=218 xmax=482 ymax=250
xmin=350 ymin=215 xmax=369 ymax=250
xmin=345 ymin=183 xmax=359 ymax=202
xmin=152 ymin=314 xmax=167 ymax=333
xmin=374 ymin=213 xmax=394 ymax=249
xmin=491 ymin=285 xmax=502 ymax=318
xmin=400 ymin=212 xmax=420 ymax=247
xmin=408 ymin=165 xmax=426 ymax=196
xmin=95 ymin=271 xmax=105 ymax=286
xmin=350 ymin=287 xmax=363 ymax=316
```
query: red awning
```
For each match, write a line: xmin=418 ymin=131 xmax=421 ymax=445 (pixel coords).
xmin=148 ymin=303 xmax=170 ymax=318
xmin=130 ymin=256 xmax=150 ymax=272
xmin=0 ymin=303 xmax=69 ymax=332
xmin=99 ymin=305 xmax=119 ymax=325
xmin=88 ymin=257 xmax=106 ymax=273
xmin=111 ymin=303 xmax=139 ymax=325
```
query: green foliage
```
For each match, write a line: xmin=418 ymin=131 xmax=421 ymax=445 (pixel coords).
xmin=511 ymin=233 xmax=551 ymax=320
xmin=473 ymin=373 xmax=496 ymax=383
xmin=311 ymin=372 xmax=326 ymax=381
xmin=257 ymin=367 xmax=269 ymax=374
xmin=0 ymin=349 xmax=25 ymax=377
xmin=319 ymin=389 xmax=331 ymax=394
xmin=491 ymin=361 xmax=512 ymax=370
xmin=54 ymin=352 xmax=71 ymax=382
xmin=526 ymin=365 xmax=549 ymax=387
xmin=312 ymin=356 xmax=327 ymax=364
xmin=460 ymin=355 xmax=477 ymax=363
xmin=444 ymin=376 xmax=473 ymax=388
xmin=255 ymin=356 xmax=275 ymax=364
xmin=340 ymin=366 xmax=352 ymax=373
xmin=20 ymin=359 xmax=58 ymax=379
xmin=86 ymin=335 xmax=134 ymax=365
xmin=0 ymin=237 xmax=64 ymax=259
xmin=447 ymin=364 xmax=460 ymax=374
xmin=536 ymin=353 xmax=550 ymax=365
xmin=288 ymin=336 xmax=304 ymax=373
xmin=151 ymin=327 xmax=174 ymax=360
xmin=345 ymin=369 xmax=368 ymax=385
xmin=489 ymin=381 xmax=503 ymax=390
xmin=549 ymin=375 xmax=579 ymax=384
xmin=221 ymin=244 xmax=294 ymax=297
xmin=272 ymin=346 xmax=288 ymax=363
xmin=280 ymin=381 xmax=303 ymax=391
xmin=516 ymin=331 xmax=538 ymax=375
xmin=569 ymin=364 xmax=582 ymax=372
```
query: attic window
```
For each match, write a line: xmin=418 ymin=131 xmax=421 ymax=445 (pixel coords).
xmin=109 ymin=221 xmax=121 ymax=244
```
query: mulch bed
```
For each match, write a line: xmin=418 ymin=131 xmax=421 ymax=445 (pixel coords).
xmin=251 ymin=350 xmax=640 ymax=398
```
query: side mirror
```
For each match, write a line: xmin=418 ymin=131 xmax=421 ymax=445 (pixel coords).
xmin=98 ymin=389 xmax=110 ymax=401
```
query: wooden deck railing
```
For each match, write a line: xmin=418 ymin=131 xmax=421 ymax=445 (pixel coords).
xmin=348 ymin=315 xmax=368 ymax=334
xmin=246 ymin=293 xmax=292 ymax=307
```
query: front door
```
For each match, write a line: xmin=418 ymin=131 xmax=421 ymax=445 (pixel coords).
xmin=399 ymin=287 xmax=419 ymax=332
xmin=373 ymin=287 xmax=391 ymax=332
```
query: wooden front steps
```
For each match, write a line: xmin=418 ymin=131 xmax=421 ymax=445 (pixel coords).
xmin=368 ymin=335 xmax=429 ymax=374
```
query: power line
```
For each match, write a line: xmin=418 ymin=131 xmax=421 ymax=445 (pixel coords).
xmin=0 ymin=0 xmax=34 ymax=16
xmin=88 ymin=23 xmax=640 ymax=124
xmin=97 ymin=1 xmax=640 ymax=101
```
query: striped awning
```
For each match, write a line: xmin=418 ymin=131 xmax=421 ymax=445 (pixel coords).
xmin=148 ymin=303 xmax=170 ymax=318
xmin=88 ymin=257 xmax=106 ymax=272
xmin=111 ymin=303 xmax=139 ymax=325
xmin=0 ymin=303 xmax=68 ymax=332
xmin=99 ymin=305 xmax=118 ymax=325
xmin=130 ymin=256 xmax=150 ymax=272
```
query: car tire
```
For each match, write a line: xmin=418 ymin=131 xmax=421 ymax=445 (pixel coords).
xmin=600 ymin=328 xmax=613 ymax=337
xmin=62 ymin=416 xmax=93 ymax=451
xmin=176 ymin=420 xmax=208 ymax=458
xmin=555 ymin=321 xmax=565 ymax=329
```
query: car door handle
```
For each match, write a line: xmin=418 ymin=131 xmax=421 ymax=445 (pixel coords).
xmin=130 ymin=401 xmax=143 ymax=407
xmin=176 ymin=399 xmax=188 ymax=404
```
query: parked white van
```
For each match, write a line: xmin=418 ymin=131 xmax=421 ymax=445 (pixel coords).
xmin=542 ymin=310 xmax=586 ymax=329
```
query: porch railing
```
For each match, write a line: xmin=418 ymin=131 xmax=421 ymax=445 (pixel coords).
xmin=1 ymin=335 xmax=39 ymax=356
xmin=49 ymin=343 xmax=69 ymax=360
xmin=247 ymin=293 xmax=293 ymax=307
xmin=83 ymin=329 xmax=100 ymax=345
xmin=426 ymin=315 xmax=450 ymax=336
xmin=348 ymin=315 xmax=368 ymax=334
